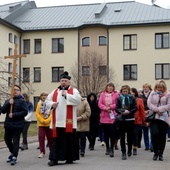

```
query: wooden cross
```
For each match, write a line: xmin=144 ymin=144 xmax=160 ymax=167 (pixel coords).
xmin=4 ymin=44 xmax=27 ymax=112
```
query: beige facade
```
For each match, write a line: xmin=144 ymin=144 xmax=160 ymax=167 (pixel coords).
xmin=0 ymin=23 xmax=21 ymax=121
xmin=109 ymin=25 xmax=170 ymax=89
xmin=1 ymin=2 xmax=170 ymax=122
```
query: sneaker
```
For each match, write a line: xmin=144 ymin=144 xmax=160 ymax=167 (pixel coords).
xmin=100 ymin=141 xmax=105 ymax=146
xmin=122 ymin=153 xmax=127 ymax=160
xmin=10 ymin=156 xmax=17 ymax=165
xmin=105 ymin=148 xmax=109 ymax=155
xmin=20 ymin=143 xmax=28 ymax=151
xmin=80 ymin=152 xmax=85 ymax=157
xmin=38 ymin=152 xmax=44 ymax=158
xmin=115 ymin=145 xmax=119 ymax=150
xmin=133 ymin=149 xmax=137 ymax=155
xmin=109 ymin=148 xmax=114 ymax=157
xmin=6 ymin=154 xmax=13 ymax=163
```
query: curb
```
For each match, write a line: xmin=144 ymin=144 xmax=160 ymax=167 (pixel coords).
xmin=0 ymin=136 xmax=38 ymax=149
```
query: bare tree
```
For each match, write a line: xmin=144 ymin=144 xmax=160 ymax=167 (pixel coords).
xmin=70 ymin=50 xmax=119 ymax=97
xmin=0 ymin=57 xmax=35 ymax=104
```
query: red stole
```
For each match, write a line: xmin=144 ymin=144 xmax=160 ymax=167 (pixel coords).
xmin=52 ymin=88 xmax=73 ymax=137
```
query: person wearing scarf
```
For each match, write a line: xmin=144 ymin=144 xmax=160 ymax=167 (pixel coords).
xmin=115 ymin=85 xmax=137 ymax=160
xmin=98 ymin=82 xmax=119 ymax=158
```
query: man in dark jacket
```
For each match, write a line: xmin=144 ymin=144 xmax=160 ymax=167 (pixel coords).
xmin=1 ymin=85 xmax=28 ymax=165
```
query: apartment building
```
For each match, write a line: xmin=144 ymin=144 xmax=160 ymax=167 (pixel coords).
xmin=0 ymin=1 xmax=170 ymax=121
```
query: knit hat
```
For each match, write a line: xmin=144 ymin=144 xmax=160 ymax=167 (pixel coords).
xmin=60 ymin=71 xmax=71 ymax=80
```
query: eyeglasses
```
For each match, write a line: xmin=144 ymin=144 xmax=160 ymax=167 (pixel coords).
xmin=14 ymin=89 xmax=20 ymax=91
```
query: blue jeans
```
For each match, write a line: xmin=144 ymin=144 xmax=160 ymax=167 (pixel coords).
xmin=142 ymin=126 xmax=150 ymax=149
xmin=167 ymin=127 xmax=170 ymax=138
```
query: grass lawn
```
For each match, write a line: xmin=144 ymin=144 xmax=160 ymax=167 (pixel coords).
xmin=0 ymin=122 xmax=38 ymax=141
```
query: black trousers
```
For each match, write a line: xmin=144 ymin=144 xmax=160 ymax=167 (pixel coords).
xmin=21 ymin=121 xmax=31 ymax=144
xmin=77 ymin=131 xmax=87 ymax=153
xmin=102 ymin=123 xmax=115 ymax=150
xmin=4 ymin=127 xmax=23 ymax=157
xmin=133 ymin=125 xmax=142 ymax=147
xmin=119 ymin=121 xmax=134 ymax=153
xmin=150 ymin=119 xmax=168 ymax=156
xmin=86 ymin=132 xmax=96 ymax=148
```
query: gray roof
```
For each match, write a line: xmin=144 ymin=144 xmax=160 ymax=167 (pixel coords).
xmin=1 ymin=1 xmax=170 ymax=31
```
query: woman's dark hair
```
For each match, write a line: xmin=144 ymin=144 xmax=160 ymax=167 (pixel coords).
xmin=131 ymin=87 xmax=138 ymax=97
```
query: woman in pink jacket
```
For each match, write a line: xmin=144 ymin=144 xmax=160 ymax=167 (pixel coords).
xmin=98 ymin=82 xmax=119 ymax=157
xmin=147 ymin=80 xmax=170 ymax=161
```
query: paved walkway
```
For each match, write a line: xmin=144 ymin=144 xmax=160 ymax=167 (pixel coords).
xmin=0 ymin=136 xmax=170 ymax=170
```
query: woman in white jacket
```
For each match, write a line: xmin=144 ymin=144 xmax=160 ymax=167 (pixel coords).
xmin=147 ymin=80 xmax=170 ymax=161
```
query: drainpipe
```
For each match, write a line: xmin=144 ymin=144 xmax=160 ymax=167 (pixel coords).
xmin=19 ymin=32 xmax=22 ymax=86
xmin=78 ymin=29 xmax=80 ymax=90
xmin=106 ymin=26 xmax=109 ymax=82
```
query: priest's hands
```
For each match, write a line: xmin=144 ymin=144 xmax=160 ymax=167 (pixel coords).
xmin=52 ymin=102 xmax=59 ymax=109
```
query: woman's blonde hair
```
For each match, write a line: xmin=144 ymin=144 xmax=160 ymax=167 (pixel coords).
xmin=154 ymin=80 xmax=167 ymax=92
xmin=40 ymin=91 xmax=48 ymax=99
xmin=142 ymin=83 xmax=152 ymax=90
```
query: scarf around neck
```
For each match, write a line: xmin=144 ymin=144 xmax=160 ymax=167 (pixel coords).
xmin=120 ymin=94 xmax=131 ymax=108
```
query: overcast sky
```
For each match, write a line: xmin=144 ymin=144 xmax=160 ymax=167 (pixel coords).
xmin=0 ymin=0 xmax=170 ymax=8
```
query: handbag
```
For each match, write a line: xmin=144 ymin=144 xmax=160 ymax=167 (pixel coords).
xmin=145 ymin=97 xmax=161 ymax=123
xmin=115 ymin=114 xmax=125 ymax=123
xmin=145 ymin=111 xmax=156 ymax=122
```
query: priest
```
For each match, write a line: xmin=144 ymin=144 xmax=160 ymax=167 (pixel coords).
xmin=45 ymin=71 xmax=81 ymax=166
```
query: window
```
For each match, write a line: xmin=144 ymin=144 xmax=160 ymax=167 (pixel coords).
xmin=82 ymin=66 xmax=90 ymax=75
xmin=99 ymin=65 xmax=107 ymax=75
xmin=52 ymin=67 xmax=64 ymax=82
xmin=23 ymin=39 xmax=30 ymax=54
xmin=8 ymin=63 xmax=12 ymax=73
xmin=155 ymin=33 xmax=169 ymax=49
xmin=9 ymin=33 xmax=13 ymax=43
xmin=8 ymin=77 xmax=17 ymax=86
xmin=82 ymin=37 xmax=90 ymax=46
xmin=9 ymin=48 xmax=12 ymax=56
xmin=52 ymin=38 xmax=64 ymax=53
xmin=123 ymin=34 xmax=137 ymax=50
xmin=124 ymin=64 xmax=137 ymax=80
xmin=34 ymin=39 xmax=41 ymax=53
xmin=155 ymin=63 xmax=169 ymax=79
xmin=14 ymin=35 xmax=18 ymax=44
xmin=99 ymin=36 xmax=107 ymax=45
xmin=34 ymin=96 xmax=40 ymax=111
xmin=23 ymin=68 xmax=30 ymax=82
xmin=8 ymin=77 xmax=12 ymax=86
xmin=34 ymin=67 xmax=41 ymax=82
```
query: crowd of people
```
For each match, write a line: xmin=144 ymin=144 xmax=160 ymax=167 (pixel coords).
xmin=0 ymin=72 xmax=170 ymax=166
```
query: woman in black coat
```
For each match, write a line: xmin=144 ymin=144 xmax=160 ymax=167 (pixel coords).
xmin=87 ymin=93 xmax=100 ymax=150
xmin=115 ymin=85 xmax=137 ymax=160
